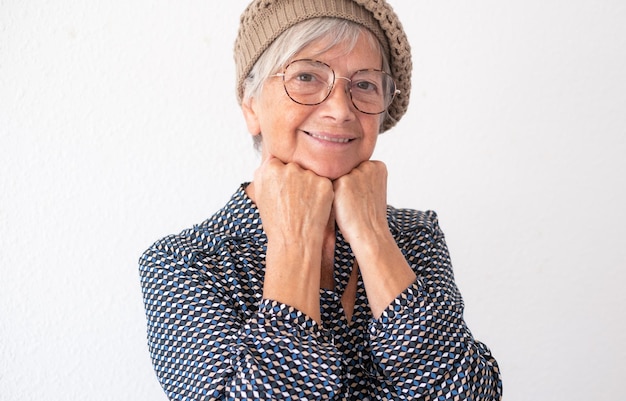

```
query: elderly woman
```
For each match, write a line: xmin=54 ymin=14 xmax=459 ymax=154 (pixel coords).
xmin=139 ymin=0 xmax=502 ymax=399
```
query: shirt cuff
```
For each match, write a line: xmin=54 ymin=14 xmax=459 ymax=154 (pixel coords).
xmin=256 ymin=299 xmax=331 ymax=343
xmin=369 ymin=278 xmax=424 ymax=333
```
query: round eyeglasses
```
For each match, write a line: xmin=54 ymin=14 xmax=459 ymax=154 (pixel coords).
xmin=272 ymin=59 xmax=400 ymax=115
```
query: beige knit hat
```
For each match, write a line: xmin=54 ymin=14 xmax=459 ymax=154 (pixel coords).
xmin=234 ymin=0 xmax=412 ymax=132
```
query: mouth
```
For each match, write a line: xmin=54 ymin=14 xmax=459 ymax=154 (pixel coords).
xmin=303 ymin=130 xmax=354 ymax=144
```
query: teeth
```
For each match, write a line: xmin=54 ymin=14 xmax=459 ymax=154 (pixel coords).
xmin=306 ymin=131 xmax=351 ymax=143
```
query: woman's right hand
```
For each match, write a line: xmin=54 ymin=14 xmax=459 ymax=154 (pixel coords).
xmin=251 ymin=157 xmax=334 ymax=323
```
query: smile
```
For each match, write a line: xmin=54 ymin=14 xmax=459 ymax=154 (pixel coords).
xmin=304 ymin=131 xmax=353 ymax=143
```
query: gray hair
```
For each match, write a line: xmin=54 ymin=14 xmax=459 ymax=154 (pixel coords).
xmin=242 ymin=18 xmax=391 ymax=150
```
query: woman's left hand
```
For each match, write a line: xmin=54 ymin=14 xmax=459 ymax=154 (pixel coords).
xmin=333 ymin=160 xmax=416 ymax=319
xmin=332 ymin=160 xmax=389 ymax=246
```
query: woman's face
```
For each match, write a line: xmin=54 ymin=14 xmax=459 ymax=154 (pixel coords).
xmin=242 ymin=32 xmax=384 ymax=180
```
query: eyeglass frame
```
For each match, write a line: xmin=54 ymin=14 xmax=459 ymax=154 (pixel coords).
xmin=271 ymin=58 xmax=400 ymax=115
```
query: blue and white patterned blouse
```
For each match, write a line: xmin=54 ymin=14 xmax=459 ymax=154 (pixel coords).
xmin=139 ymin=184 xmax=502 ymax=400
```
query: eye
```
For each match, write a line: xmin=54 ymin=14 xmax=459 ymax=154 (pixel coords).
xmin=353 ymin=79 xmax=378 ymax=93
xmin=286 ymin=70 xmax=328 ymax=86
xmin=295 ymin=72 xmax=317 ymax=83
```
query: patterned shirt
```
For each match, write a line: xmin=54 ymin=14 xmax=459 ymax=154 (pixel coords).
xmin=139 ymin=184 xmax=502 ymax=400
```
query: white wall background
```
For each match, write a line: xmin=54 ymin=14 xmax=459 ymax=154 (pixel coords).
xmin=1 ymin=0 xmax=625 ymax=400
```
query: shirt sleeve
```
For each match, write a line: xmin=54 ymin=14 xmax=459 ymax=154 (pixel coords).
xmin=367 ymin=212 xmax=503 ymax=400
xmin=138 ymin=235 xmax=344 ymax=400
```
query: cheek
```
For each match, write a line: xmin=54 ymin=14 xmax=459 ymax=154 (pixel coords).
xmin=257 ymin=104 xmax=306 ymax=156
xmin=363 ymin=117 xmax=382 ymax=142
xmin=266 ymin=106 xmax=311 ymax=139
xmin=259 ymin=89 xmax=303 ymax=128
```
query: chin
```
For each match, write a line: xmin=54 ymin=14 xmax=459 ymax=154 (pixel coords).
xmin=310 ymin=164 xmax=355 ymax=181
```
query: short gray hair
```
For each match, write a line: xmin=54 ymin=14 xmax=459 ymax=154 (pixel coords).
xmin=242 ymin=18 xmax=391 ymax=150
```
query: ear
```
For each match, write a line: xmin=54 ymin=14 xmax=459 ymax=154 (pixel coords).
xmin=241 ymin=97 xmax=261 ymax=137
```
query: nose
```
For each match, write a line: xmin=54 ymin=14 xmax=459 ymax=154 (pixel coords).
xmin=320 ymin=76 xmax=356 ymax=121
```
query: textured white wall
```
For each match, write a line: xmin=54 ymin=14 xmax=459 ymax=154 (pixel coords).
xmin=1 ymin=0 xmax=625 ymax=400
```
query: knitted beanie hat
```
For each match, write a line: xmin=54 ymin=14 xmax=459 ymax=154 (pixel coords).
xmin=234 ymin=0 xmax=412 ymax=132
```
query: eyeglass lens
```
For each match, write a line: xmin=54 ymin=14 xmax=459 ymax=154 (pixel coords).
xmin=281 ymin=59 xmax=396 ymax=115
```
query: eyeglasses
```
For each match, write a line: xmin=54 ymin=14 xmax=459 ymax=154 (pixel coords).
xmin=272 ymin=59 xmax=400 ymax=115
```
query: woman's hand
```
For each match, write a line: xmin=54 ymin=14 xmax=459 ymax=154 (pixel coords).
xmin=253 ymin=157 xmax=334 ymax=323
xmin=254 ymin=157 xmax=334 ymax=245
xmin=333 ymin=161 xmax=416 ymax=319
xmin=332 ymin=160 xmax=389 ymax=246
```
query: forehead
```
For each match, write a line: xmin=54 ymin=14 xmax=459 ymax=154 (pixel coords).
xmin=294 ymin=30 xmax=382 ymax=67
